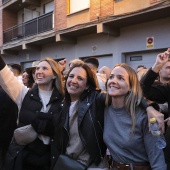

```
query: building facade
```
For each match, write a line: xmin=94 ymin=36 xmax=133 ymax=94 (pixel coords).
xmin=0 ymin=0 xmax=170 ymax=71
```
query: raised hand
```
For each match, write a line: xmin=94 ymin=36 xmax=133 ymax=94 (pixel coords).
xmin=152 ymin=48 xmax=170 ymax=73
xmin=58 ymin=59 xmax=67 ymax=72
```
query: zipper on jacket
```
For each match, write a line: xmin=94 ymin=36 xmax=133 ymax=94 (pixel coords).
xmin=63 ymin=126 xmax=70 ymax=152
xmin=88 ymin=110 xmax=103 ymax=160
xmin=97 ymin=121 xmax=103 ymax=132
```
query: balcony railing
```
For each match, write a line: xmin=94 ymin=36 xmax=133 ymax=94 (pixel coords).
xmin=2 ymin=0 xmax=11 ymax=4
xmin=3 ymin=12 xmax=54 ymax=44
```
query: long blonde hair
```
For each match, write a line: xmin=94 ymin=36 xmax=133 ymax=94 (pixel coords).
xmin=106 ymin=63 xmax=143 ymax=133
xmin=39 ymin=58 xmax=64 ymax=95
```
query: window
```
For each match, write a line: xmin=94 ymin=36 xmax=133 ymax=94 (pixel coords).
xmin=44 ymin=1 xmax=54 ymax=14
xmin=130 ymin=56 xmax=142 ymax=61
xmin=69 ymin=0 xmax=90 ymax=14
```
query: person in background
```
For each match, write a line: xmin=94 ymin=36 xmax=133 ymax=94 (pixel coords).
xmin=136 ymin=65 xmax=147 ymax=73
xmin=137 ymin=68 xmax=160 ymax=112
xmin=62 ymin=59 xmax=85 ymax=81
xmin=84 ymin=57 xmax=107 ymax=91
xmin=98 ymin=66 xmax=111 ymax=80
xmin=22 ymin=70 xmax=34 ymax=88
xmin=157 ymin=58 xmax=170 ymax=85
xmin=0 ymin=86 xmax=18 ymax=170
xmin=69 ymin=58 xmax=84 ymax=68
xmin=26 ymin=61 xmax=40 ymax=83
xmin=137 ymin=68 xmax=148 ymax=82
xmin=0 ymin=57 xmax=65 ymax=170
xmin=103 ymin=63 xmax=166 ymax=170
xmin=141 ymin=48 xmax=170 ymax=169
xmin=9 ymin=63 xmax=23 ymax=83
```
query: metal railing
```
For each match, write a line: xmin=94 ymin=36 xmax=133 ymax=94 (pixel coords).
xmin=2 ymin=0 xmax=11 ymax=4
xmin=3 ymin=12 xmax=53 ymax=44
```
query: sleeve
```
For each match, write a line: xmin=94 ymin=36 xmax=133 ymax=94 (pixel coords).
xmin=140 ymin=68 xmax=169 ymax=104
xmin=0 ymin=65 xmax=28 ymax=110
xmin=139 ymin=98 xmax=149 ymax=110
xmin=0 ymin=56 xmax=6 ymax=70
xmin=31 ymin=112 xmax=56 ymax=136
xmin=142 ymin=114 xmax=167 ymax=170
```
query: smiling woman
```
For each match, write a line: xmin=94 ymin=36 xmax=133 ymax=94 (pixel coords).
xmin=0 ymin=56 xmax=64 ymax=170
xmin=66 ymin=66 xmax=88 ymax=101
xmin=51 ymin=63 xmax=108 ymax=170
xmin=103 ymin=63 xmax=166 ymax=170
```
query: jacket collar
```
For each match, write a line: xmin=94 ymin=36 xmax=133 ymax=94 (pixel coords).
xmin=78 ymin=90 xmax=97 ymax=126
xmin=28 ymin=84 xmax=63 ymax=104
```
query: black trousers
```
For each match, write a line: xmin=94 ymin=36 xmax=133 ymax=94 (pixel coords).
xmin=0 ymin=148 xmax=7 ymax=170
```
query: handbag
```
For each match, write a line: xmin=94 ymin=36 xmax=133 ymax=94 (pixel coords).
xmin=14 ymin=124 xmax=38 ymax=145
xmin=53 ymin=154 xmax=87 ymax=170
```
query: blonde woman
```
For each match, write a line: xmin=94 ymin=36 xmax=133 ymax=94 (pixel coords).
xmin=103 ymin=63 xmax=166 ymax=170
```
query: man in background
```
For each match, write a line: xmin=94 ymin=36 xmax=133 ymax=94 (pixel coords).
xmin=9 ymin=64 xmax=22 ymax=83
xmin=84 ymin=57 xmax=107 ymax=91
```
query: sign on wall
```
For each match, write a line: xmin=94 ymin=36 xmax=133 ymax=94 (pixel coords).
xmin=146 ymin=37 xmax=154 ymax=49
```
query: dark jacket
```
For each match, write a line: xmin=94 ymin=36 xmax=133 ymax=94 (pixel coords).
xmin=51 ymin=89 xmax=107 ymax=169
xmin=5 ymin=84 xmax=64 ymax=170
xmin=140 ymin=68 xmax=170 ymax=169
xmin=0 ymin=87 xmax=18 ymax=168
xmin=0 ymin=87 xmax=18 ymax=148
xmin=19 ymin=84 xmax=63 ymax=135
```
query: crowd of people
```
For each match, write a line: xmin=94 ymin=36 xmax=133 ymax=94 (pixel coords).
xmin=0 ymin=48 xmax=169 ymax=170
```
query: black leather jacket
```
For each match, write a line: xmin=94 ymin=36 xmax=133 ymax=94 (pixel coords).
xmin=51 ymin=89 xmax=107 ymax=169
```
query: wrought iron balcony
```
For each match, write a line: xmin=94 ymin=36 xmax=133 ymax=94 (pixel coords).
xmin=3 ymin=12 xmax=53 ymax=44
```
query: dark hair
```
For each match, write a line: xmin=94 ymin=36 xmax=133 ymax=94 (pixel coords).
xmin=10 ymin=64 xmax=22 ymax=74
xmin=64 ymin=63 xmax=99 ymax=101
xmin=83 ymin=57 xmax=99 ymax=68
xmin=24 ymin=70 xmax=35 ymax=88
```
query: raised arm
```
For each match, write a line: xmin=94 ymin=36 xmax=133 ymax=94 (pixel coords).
xmin=152 ymin=48 xmax=170 ymax=73
xmin=0 ymin=56 xmax=28 ymax=110
xmin=141 ymin=49 xmax=170 ymax=103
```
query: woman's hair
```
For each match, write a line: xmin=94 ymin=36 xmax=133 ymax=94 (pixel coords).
xmin=69 ymin=59 xmax=84 ymax=68
xmin=23 ymin=70 xmax=34 ymax=88
xmin=64 ymin=63 xmax=99 ymax=101
xmin=106 ymin=63 xmax=143 ymax=133
xmin=39 ymin=58 xmax=64 ymax=95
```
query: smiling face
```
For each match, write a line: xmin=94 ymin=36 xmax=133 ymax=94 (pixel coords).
xmin=66 ymin=67 xmax=88 ymax=102
xmin=107 ymin=66 xmax=130 ymax=100
xmin=35 ymin=61 xmax=55 ymax=90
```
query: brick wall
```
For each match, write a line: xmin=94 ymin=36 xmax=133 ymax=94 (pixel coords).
xmin=3 ymin=10 xmax=17 ymax=30
xmin=90 ymin=0 xmax=114 ymax=20
xmin=54 ymin=0 xmax=67 ymax=31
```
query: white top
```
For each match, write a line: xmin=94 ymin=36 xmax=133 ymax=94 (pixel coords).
xmin=69 ymin=100 xmax=79 ymax=117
